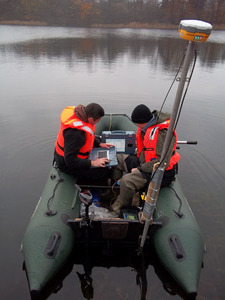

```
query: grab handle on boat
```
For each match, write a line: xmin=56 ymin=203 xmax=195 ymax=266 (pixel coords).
xmin=169 ymin=235 xmax=186 ymax=261
xmin=45 ymin=232 xmax=62 ymax=259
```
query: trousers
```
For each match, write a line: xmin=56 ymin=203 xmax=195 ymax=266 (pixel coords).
xmin=111 ymin=154 xmax=147 ymax=212
xmin=111 ymin=154 xmax=176 ymax=212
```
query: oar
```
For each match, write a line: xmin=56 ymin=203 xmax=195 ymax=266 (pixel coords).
xmin=138 ymin=20 xmax=212 ymax=253
xmin=176 ymin=140 xmax=197 ymax=149
xmin=177 ymin=140 xmax=197 ymax=144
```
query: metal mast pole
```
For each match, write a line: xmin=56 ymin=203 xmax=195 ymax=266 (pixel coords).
xmin=139 ymin=41 xmax=195 ymax=250
xmin=138 ymin=19 xmax=212 ymax=252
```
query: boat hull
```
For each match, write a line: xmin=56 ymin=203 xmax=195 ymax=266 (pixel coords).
xmin=21 ymin=166 xmax=79 ymax=293
xmin=22 ymin=114 xmax=204 ymax=296
xmin=153 ymin=179 xmax=204 ymax=295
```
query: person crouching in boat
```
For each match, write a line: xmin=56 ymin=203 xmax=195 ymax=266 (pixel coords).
xmin=111 ymin=104 xmax=180 ymax=215
xmin=54 ymin=103 xmax=113 ymax=179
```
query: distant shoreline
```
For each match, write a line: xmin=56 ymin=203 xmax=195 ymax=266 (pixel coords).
xmin=1 ymin=20 xmax=224 ymax=30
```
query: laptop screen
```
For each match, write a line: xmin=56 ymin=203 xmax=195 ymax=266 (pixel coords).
xmin=105 ymin=138 xmax=126 ymax=152
xmin=97 ymin=150 xmax=109 ymax=159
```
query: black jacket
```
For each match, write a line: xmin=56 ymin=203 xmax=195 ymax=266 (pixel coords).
xmin=54 ymin=128 xmax=100 ymax=173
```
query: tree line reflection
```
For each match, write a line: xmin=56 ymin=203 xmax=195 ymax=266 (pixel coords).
xmin=1 ymin=35 xmax=224 ymax=71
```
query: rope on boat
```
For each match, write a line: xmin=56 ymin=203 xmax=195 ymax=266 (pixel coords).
xmin=45 ymin=166 xmax=64 ymax=216
xmin=168 ymin=185 xmax=184 ymax=218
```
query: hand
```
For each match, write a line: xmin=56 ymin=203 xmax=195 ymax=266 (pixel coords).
xmin=91 ymin=157 xmax=110 ymax=168
xmin=131 ymin=168 xmax=138 ymax=173
xmin=99 ymin=143 xmax=114 ymax=149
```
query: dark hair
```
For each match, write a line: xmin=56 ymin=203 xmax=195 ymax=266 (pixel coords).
xmin=85 ymin=103 xmax=105 ymax=121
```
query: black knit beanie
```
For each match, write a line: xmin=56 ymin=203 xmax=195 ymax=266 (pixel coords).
xmin=131 ymin=104 xmax=153 ymax=123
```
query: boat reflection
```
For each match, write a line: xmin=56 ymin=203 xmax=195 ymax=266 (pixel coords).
xmin=29 ymin=243 xmax=193 ymax=300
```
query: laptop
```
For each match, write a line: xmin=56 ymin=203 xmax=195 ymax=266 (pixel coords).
xmin=88 ymin=146 xmax=118 ymax=167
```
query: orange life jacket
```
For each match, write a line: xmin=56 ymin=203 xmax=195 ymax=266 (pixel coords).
xmin=136 ymin=120 xmax=180 ymax=170
xmin=55 ymin=106 xmax=95 ymax=159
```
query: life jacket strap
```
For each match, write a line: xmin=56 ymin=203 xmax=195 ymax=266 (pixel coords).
xmin=57 ymin=141 xmax=64 ymax=152
xmin=78 ymin=151 xmax=90 ymax=157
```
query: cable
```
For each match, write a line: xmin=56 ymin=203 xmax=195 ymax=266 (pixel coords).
xmin=137 ymin=49 xmax=187 ymax=171
xmin=138 ymin=45 xmax=197 ymax=200
xmin=149 ymin=45 xmax=197 ymax=183
xmin=158 ymin=50 xmax=187 ymax=120
xmin=174 ymin=47 xmax=197 ymax=130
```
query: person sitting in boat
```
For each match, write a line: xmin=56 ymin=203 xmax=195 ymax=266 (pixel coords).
xmin=54 ymin=103 xmax=113 ymax=179
xmin=111 ymin=104 xmax=180 ymax=215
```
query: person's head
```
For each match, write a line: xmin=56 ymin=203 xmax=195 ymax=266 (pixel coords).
xmin=131 ymin=104 xmax=153 ymax=128
xmin=85 ymin=103 xmax=105 ymax=125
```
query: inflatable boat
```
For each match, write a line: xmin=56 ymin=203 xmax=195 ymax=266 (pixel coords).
xmin=21 ymin=113 xmax=204 ymax=298
xmin=22 ymin=19 xmax=213 ymax=298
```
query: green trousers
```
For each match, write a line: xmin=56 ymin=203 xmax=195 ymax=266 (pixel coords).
xmin=111 ymin=154 xmax=147 ymax=212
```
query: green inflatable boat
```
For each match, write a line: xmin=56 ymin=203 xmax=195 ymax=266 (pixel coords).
xmin=21 ymin=20 xmax=213 ymax=298
xmin=21 ymin=113 xmax=204 ymax=298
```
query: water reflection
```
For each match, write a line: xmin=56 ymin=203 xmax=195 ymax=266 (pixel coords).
xmin=30 ymin=245 xmax=189 ymax=300
xmin=1 ymin=25 xmax=225 ymax=300
xmin=1 ymin=35 xmax=224 ymax=72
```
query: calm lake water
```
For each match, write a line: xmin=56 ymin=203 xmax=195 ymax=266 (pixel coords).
xmin=0 ymin=25 xmax=225 ymax=300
